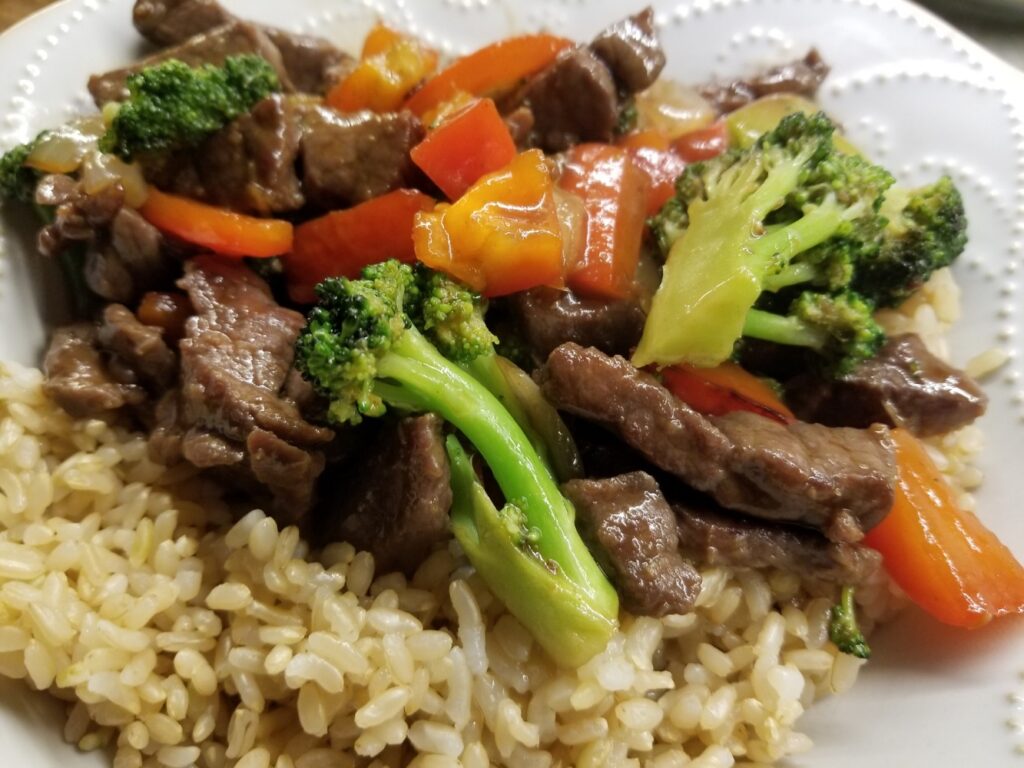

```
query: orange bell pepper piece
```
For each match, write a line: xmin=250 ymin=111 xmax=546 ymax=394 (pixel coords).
xmin=863 ymin=429 xmax=1024 ymax=628
xmin=404 ymin=34 xmax=572 ymax=117
xmin=287 ymin=189 xmax=435 ymax=304
xmin=618 ymin=130 xmax=689 ymax=216
xmin=557 ymin=143 xmax=649 ymax=300
xmin=411 ymin=98 xmax=517 ymax=201
xmin=413 ymin=149 xmax=563 ymax=297
xmin=671 ymin=121 xmax=730 ymax=162
xmin=139 ymin=189 xmax=293 ymax=258
xmin=327 ymin=24 xmax=438 ymax=113
xmin=661 ymin=362 xmax=794 ymax=424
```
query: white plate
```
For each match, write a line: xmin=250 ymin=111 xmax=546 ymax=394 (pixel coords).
xmin=1 ymin=0 xmax=1023 ymax=765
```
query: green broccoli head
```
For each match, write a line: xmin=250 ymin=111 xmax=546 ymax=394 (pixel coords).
xmin=852 ymin=176 xmax=967 ymax=307
xmin=99 ymin=55 xmax=280 ymax=162
xmin=295 ymin=261 xmax=415 ymax=424
xmin=791 ymin=290 xmax=885 ymax=373
xmin=412 ymin=265 xmax=498 ymax=364
xmin=829 ymin=586 xmax=871 ymax=659
xmin=0 ymin=133 xmax=46 ymax=204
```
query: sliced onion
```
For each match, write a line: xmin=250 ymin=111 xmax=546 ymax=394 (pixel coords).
xmin=25 ymin=115 xmax=106 ymax=174
xmin=495 ymin=356 xmax=583 ymax=482
xmin=553 ymin=187 xmax=587 ymax=274
xmin=635 ymin=80 xmax=715 ymax=138
xmin=80 ymin=150 xmax=150 ymax=209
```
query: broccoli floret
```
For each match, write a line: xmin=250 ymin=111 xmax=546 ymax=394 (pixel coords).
xmin=744 ymin=291 xmax=885 ymax=375
xmin=852 ymin=176 xmax=967 ymax=307
xmin=295 ymin=261 xmax=619 ymax=666
xmin=829 ymin=586 xmax=871 ymax=659
xmin=99 ymin=55 xmax=280 ymax=161
xmin=0 ymin=133 xmax=45 ymax=204
xmin=633 ymin=112 xmax=894 ymax=370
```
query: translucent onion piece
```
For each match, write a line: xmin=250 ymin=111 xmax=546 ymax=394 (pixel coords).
xmin=81 ymin=150 xmax=149 ymax=209
xmin=25 ymin=115 xmax=105 ymax=174
xmin=553 ymin=187 xmax=587 ymax=274
xmin=635 ymin=80 xmax=715 ymax=138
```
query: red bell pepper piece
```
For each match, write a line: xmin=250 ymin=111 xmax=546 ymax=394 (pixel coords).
xmin=557 ymin=143 xmax=649 ymax=300
xmin=287 ymin=189 xmax=435 ymax=304
xmin=139 ymin=189 xmax=293 ymax=259
xmin=661 ymin=363 xmax=794 ymax=424
xmin=671 ymin=121 xmax=729 ymax=162
xmin=863 ymin=429 xmax=1024 ymax=628
xmin=404 ymin=34 xmax=572 ymax=117
xmin=619 ymin=130 xmax=689 ymax=216
xmin=411 ymin=98 xmax=517 ymax=200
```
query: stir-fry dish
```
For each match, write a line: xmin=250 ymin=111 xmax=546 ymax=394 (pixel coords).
xmin=0 ymin=2 xmax=1022 ymax=766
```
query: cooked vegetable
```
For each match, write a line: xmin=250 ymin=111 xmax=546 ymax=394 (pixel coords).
xmin=726 ymin=94 xmax=859 ymax=155
xmin=863 ymin=429 xmax=1024 ymax=628
xmin=851 ymin=177 xmax=967 ymax=308
xmin=327 ymin=25 xmax=438 ymax=113
xmin=661 ymin=362 xmax=794 ymax=424
xmin=288 ymin=189 xmax=435 ymax=304
xmin=410 ymin=98 xmax=517 ymax=200
xmin=0 ymin=133 xmax=45 ymax=203
xmin=635 ymin=112 xmax=895 ymax=371
xmin=671 ymin=121 xmax=729 ymax=162
xmin=558 ymin=143 xmax=650 ymax=299
xmin=137 ymin=291 xmax=192 ymax=342
xmin=829 ymin=586 xmax=871 ymax=659
xmin=99 ymin=55 xmax=280 ymax=161
xmin=413 ymin=149 xmax=564 ymax=297
xmin=404 ymin=34 xmax=572 ymax=116
xmin=295 ymin=260 xmax=619 ymax=665
xmin=140 ymin=188 xmax=293 ymax=258
xmin=618 ymin=130 xmax=689 ymax=215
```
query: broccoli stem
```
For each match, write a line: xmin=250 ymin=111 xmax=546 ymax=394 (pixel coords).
xmin=374 ymin=326 xmax=618 ymax=616
xmin=742 ymin=308 xmax=826 ymax=349
xmin=829 ymin=586 xmax=871 ymax=660
xmin=763 ymin=261 xmax=820 ymax=292
xmin=446 ymin=436 xmax=617 ymax=667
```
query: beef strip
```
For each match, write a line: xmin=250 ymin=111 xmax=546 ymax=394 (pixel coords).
xmin=674 ymin=503 xmax=882 ymax=585
xmin=786 ymin=333 xmax=988 ymax=438
xmin=315 ymin=415 xmax=452 ymax=575
xmin=133 ymin=0 xmax=232 ymax=44
xmin=539 ymin=343 xmax=896 ymax=542
xmin=564 ymin=472 xmax=702 ymax=616
xmin=43 ymin=324 xmax=145 ymax=418
xmin=505 ymin=286 xmax=648 ymax=363
xmin=516 ymin=47 xmax=619 ymax=153
xmin=132 ymin=0 xmax=351 ymax=94
xmin=301 ymin=108 xmax=425 ymax=209
xmin=88 ymin=21 xmax=294 ymax=106
xmin=178 ymin=256 xmax=333 ymax=448
xmin=248 ymin=428 xmax=326 ymax=518
xmin=97 ymin=303 xmax=177 ymax=392
xmin=589 ymin=7 xmax=666 ymax=94
xmin=146 ymin=95 xmax=307 ymax=214
xmin=700 ymin=49 xmax=830 ymax=115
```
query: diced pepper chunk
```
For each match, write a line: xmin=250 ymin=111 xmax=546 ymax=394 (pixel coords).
xmin=413 ymin=149 xmax=563 ymax=297
xmin=661 ymin=362 xmax=794 ymax=424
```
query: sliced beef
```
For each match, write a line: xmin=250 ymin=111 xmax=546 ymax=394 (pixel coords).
xmin=700 ymin=49 xmax=830 ymax=115
xmin=264 ymin=30 xmax=352 ymax=95
xmin=83 ymin=208 xmax=175 ymax=305
xmin=248 ymin=428 xmax=326 ymax=519
xmin=564 ymin=472 xmax=701 ymax=616
xmin=132 ymin=0 xmax=350 ymax=94
xmin=674 ymin=504 xmax=881 ymax=585
xmin=517 ymin=47 xmax=619 ymax=152
xmin=316 ymin=415 xmax=452 ymax=575
xmin=505 ymin=286 xmax=648 ymax=363
xmin=301 ymin=108 xmax=424 ymax=209
xmin=43 ymin=324 xmax=145 ymax=418
xmin=133 ymin=0 xmax=233 ymax=45
xmin=539 ymin=343 xmax=896 ymax=542
xmin=147 ymin=95 xmax=306 ymax=214
xmin=97 ymin=303 xmax=177 ymax=392
xmin=178 ymin=256 xmax=332 ymax=448
xmin=786 ymin=333 xmax=988 ymax=438
xmin=590 ymin=7 xmax=665 ymax=94
xmin=88 ymin=21 xmax=293 ymax=106
xmin=180 ymin=427 xmax=245 ymax=468
xmin=504 ymin=107 xmax=536 ymax=149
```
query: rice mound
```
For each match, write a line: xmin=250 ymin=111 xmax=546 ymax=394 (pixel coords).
xmin=0 ymin=270 xmax=982 ymax=768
